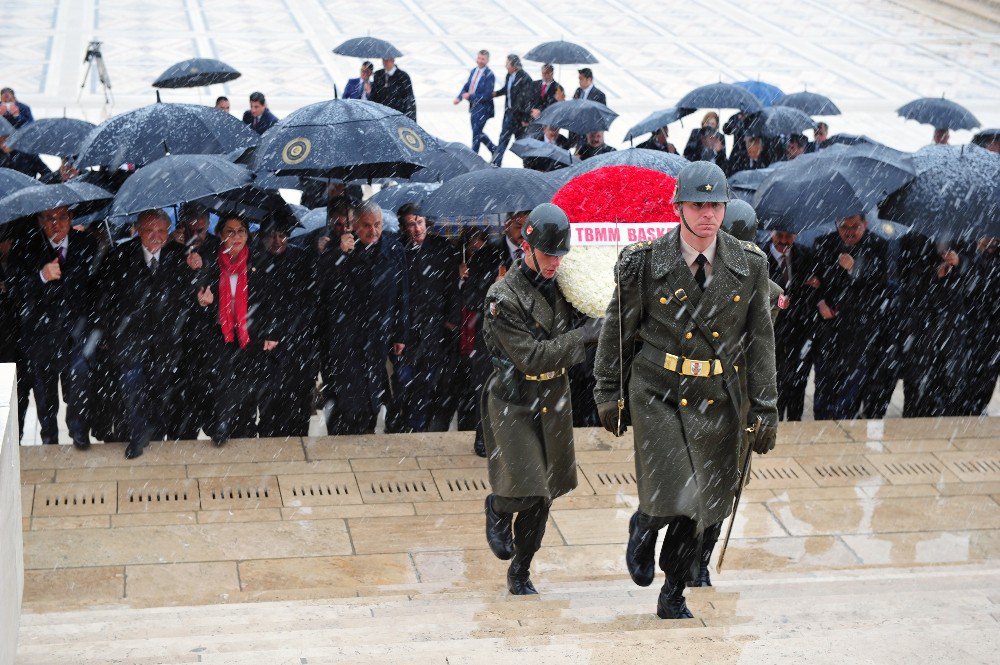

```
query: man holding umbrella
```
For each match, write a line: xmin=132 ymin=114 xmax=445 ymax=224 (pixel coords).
xmin=482 ymin=203 xmax=603 ymax=596
xmin=593 ymin=161 xmax=778 ymax=619
xmin=371 ymin=57 xmax=417 ymax=122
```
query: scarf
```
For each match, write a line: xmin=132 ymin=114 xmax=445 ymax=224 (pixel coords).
xmin=218 ymin=244 xmax=250 ymax=348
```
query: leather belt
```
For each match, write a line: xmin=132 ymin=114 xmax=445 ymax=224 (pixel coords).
xmin=639 ymin=344 xmax=723 ymax=377
xmin=523 ymin=368 xmax=567 ymax=381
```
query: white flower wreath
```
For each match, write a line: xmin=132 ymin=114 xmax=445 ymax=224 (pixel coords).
xmin=556 ymin=245 xmax=619 ymax=319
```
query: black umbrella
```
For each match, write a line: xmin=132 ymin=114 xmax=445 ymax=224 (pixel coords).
xmin=511 ymin=138 xmax=574 ymax=166
xmin=6 ymin=118 xmax=97 ymax=157
xmin=972 ymin=128 xmax=1000 ymax=149
xmin=535 ymin=99 xmax=618 ymax=134
xmin=776 ymin=91 xmax=841 ymax=116
xmin=729 ymin=166 xmax=780 ymax=195
xmin=407 ymin=141 xmax=489 ymax=183
xmin=109 ymin=154 xmax=252 ymax=219
xmin=524 ymin=40 xmax=597 ymax=64
xmin=624 ymin=107 xmax=695 ymax=142
xmin=370 ymin=182 xmax=440 ymax=213
xmin=0 ymin=181 xmax=112 ymax=225
xmin=332 ymin=37 xmax=402 ymax=59
xmin=897 ymin=97 xmax=980 ymax=130
xmin=820 ymin=133 xmax=881 ymax=148
xmin=422 ymin=168 xmax=557 ymax=219
xmin=153 ymin=58 xmax=241 ymax=89
xmin=203 ymin=185 xmax=300 ymax=231
xmin=747 ymin=106 xmax=816 ymax=137
xmin=0 ymin=167 xmax=42 ymax=199
xmin=795 ymin=219 xmax=910 ymax=247
xmin=252 ymin=99 xmax=442 ymax=180
xmin=0 ymin=116 xmax=13 ymax=136
xmin=880 ymin=144 xmax=1000 ymax=238
xmin=676 ymin=83 xmax=762 ymax=112
xmin=289 ymin=207 xmax=326 ymax=240
xmin=75 ymin=103 xmax=259 ymax=169
xmin=548 ymin=148 xmax=688 ymax=187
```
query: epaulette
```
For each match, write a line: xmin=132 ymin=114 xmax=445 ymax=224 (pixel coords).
xmin=616 ymin=240 xmax=652 ymax=279
xmin=742 ymin=240 xmax=766 ymax=257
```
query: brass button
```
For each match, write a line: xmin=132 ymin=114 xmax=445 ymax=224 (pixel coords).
xmin=542 ymin=407 xmax=549 ymax=414
xmin=684 ymin=332 xmax=693 ymax=340
xmin=707 ymin=399 xmax=715 ymax=406
xmin=680 ymin=398 xmax=688 ymax=407
xmin=659 ymin=297 xmax=667 ymax=304
xmin=734 ymin=365 xmax=739 ymax=372
xmin=712 ymin=331 xmax=720 ymax=338
xmin=733 ymin=295 xmax=741 ymax=303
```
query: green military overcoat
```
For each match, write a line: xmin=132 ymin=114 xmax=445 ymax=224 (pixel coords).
xmin=481 ymin=263 xmax=589 ymax=500
xmin=594 ymin=228 xmax=778 ymax=528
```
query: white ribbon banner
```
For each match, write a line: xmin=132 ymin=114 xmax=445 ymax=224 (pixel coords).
xmin=571 ymin=222 xmax=679 ymax=246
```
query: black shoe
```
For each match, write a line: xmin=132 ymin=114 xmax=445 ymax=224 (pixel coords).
xmin=212 ymin=434 xmax=228 ymax=447
xmin=473 ymin=436 xmax=487 ymax=458
xmin=42 ymin=437 xmax=58 ymax=445
xmin=656 ymin=579 xmax=694 ymax=619
xmin=125 ymin=443 xmax=144 ymax=459
xmin=72 ymin=436 xmax=91 ymax=451
xmin=485 ymin=495 xmax=514 ymax=560
xmin=626 ymin=511 xmax=657 ymax=587
xmin=692 ymin=552 xmax=712 ymax=587
xmin=507 ymin=565 xmax=538 ymax=595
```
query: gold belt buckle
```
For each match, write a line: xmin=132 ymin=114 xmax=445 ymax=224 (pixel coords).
xmin=662 ymin=352 xmax=721 ymax=377
xmin=525 ymin=368 xmax=566 ymax=381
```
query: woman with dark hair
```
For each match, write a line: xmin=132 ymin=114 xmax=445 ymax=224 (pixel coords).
xmin=195 ymin=214 xmax=284 ymax=445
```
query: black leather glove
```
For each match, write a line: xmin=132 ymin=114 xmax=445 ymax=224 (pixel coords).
xmin=597 ymin=400 xmax=626 ymax=436
xmin=577 ymin=317 xmax=604 ymax=345
xmin=751 ymin=422 xmax=777 ymax=454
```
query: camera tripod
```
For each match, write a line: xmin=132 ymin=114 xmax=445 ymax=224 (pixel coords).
xmin=79 ymin=40 xmax=113 ymax=106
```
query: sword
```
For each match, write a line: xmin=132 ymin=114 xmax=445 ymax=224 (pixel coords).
xmin=716 ymin=415 xmax=762 ymax=573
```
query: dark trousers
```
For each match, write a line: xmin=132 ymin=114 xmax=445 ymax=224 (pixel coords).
xmin=492 ymin=495 xmax=551 ymax=572
xmin=324 ymin=408 xmax=377 ymax=436
xmin=169 ymin=336 xmax=216 ymax=440
xmin=775 ymin=334 xmax=812 ymax=421
xmin=455 ymin=353 xmax=490 ymax=431
xmin=14 ymin=357 xmax=31 ymax=441
xmin=119 ymin=356 xmax=171 ymax=449
xmin=23 ymin=335 xmax=91 ymax=443
xmin=491 ymin=110 xmax=526 ymax=166
xmin=470 ymin=110 xmax=495 ymax=155
xmin=213 ymin=341 xmax=260 ymax=441
xmin=258 ymin=342 xmax=316 ymax=438
xmin=812 ymin=326 xmax=865 ymax=421
xmin=637 ymin=512 xmax=707 ymax=584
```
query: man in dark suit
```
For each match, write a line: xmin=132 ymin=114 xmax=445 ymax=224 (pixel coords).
xmin=637 ymin=127 xmax=679 ymax=153
xmin=343 ymin=61 xmax=374 ymax=100
xmin=726 ymin=132 xmax=769 ymax=176
xmin=491 ymin=54 xmax=533 ymax=166
xmin=386 ymin=203 xmax=460 ymax=433
xmin=370 ymin=58 xmax=417 ymax=121
xmin=763 ymin=229 xmax=818 ymax=421
xmin=807 ymin=122 xmax=829 ymax=153
xmin=242 ymin=91 xmax=279 ymax=135
xmin=318 ymin=202 xmax=409 ymax=435
xmin=811 ymin=215 xmax=889 ymax=420
xmin=576 ymin=131 xmax=616 ymax=160
xmin=454 ymin=50 xmax=496 ymax=156
xmin=0 ymin=131 xmax=51 ymax=179
xmin=572 ymin=68 xmax=606 ymax=105
xmin=530 ymin=64 xmax=560 ymax=120
xmin=98 ymin=209 xmax=188 ymax=458
xmin=1 ymin=87 xmax=33 ymax=128
xmin=8 ymin=205 xmax=99 ymax=447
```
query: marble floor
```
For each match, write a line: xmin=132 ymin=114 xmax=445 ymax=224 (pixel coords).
xmin=14 ymin=416 xmax=1000 ymax=663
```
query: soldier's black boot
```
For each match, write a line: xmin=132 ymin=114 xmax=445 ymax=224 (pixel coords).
xmin=485 ymin=495 xmax=514 ymax=560
xmin=507 ymin=500 xmax=550 ymax=595
xmin=691 ymin=521 xmax=722 ymax=588
xmin=656 ymin=578 xmax=694 ymax=619
xmin=626 ymin=511 xmax=658 ymax=587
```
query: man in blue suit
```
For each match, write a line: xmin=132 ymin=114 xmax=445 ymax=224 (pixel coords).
xmin=453 ymin=50 xmax=496 ymax=156
xmin=242 ymin=91 xmax=279 ymax=135
xmin=343 ymin=61 xmax=374 ymax=100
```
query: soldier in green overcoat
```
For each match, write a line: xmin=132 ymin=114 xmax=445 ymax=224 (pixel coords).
xmin=481 ymin=203 xmax=602 ymax=595
xmin=593 ymin=162 xmax=778 ymax=619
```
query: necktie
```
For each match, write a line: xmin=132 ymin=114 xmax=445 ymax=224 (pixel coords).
xmin=469 ymin=69 xmax=480 ymax=97
xmin=541 ymin=82 xmax=548 ymax=98
xmin=694 ymin=254 xmax=708 ymax=290
xmin=779 ymin=255 xmax=791 ymax=288
xmin=57 ymin=246 xmax=66 ymax=264
xmin=149 ymin=256 xmax=158 ymax=274
xmin=514 ymin=247 xmax=523 ymax=264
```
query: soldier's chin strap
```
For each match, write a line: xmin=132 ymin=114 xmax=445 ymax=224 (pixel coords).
xmin=526 ymin=246 xmax=555 ymax=281
xmin=680 ymin=206 xmax=709 ymax=240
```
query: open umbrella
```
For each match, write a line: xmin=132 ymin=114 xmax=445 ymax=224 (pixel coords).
xmin=109 ymin=154 xmax=252 ymax=219
xmin=422 ymin=168 xmax=556 ymax=220
xmin=729 ymin=166 xmax=780 ymax=196
xmin=676 ymin=83 xmax=762 ymax=112
xmin=512 ymin=138 xmax=574 ymax=166
xmin=747 ymin=106 xmax=816 ymax=137
xmin=0 ymin=167 xmax=42 ymax=199
xmin=0 ymin=116 xmax=13 ymax=136
xmin=75 ymin=103 xmax=258 ymax=169
xmin=820 ymin=133 xmax=881 ymax=148
xmin=535 ymin=99 xmax=617 ymax=135
xmin=795 ymin=219 xmax=910 ymax=247
xmin=897 ymin=97 xmax=980 ymax=130
xmin=777 ymin=91 xmax=841 ymax=116
xmin=624 ymin=107 xmax=694 ymax=142
xmin=201 ymin=184 xmax=300 ymax=230
xmin=880 ymin=144 xmax=1000 ymax=238
xmin=153 ymin=58 xmax=241 ymax=88
xmin=733 ymin=80 xmax=784 ymax=107
xmin=6 ymin=118 xmax=96 ymax=157
xmin=548 ymin=148 xmax=688 ymax=187
xmin=406 ymin=141 xmax=489 ymax=183
xmin=972 ymin=128 xmax=1000 ymax=149
xmin=0 ymin=181 xmax=112 ymax=225
xmin=524 ymin=40 xmax=598 ymax=64
xmin=370 ymin=182 xmax=440 ymax=213
xmin=332 ymin=37 xmax=402 ymax=59
xmin=252 ymin=99 xmax=442 ymax=180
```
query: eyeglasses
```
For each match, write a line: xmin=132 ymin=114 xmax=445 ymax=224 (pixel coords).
xmin=221 ymin=228 xmax=248 ymax=238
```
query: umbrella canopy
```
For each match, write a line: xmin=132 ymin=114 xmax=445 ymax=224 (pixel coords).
xmin=0 ymin=116 xmax=13 ymax=136
xmin=524 ymin=40 xmax=598 ymax=64
xmin=289 ymin=207 xmax=326 ymax=240
xmin=202 ymin=184 xmax=300 ymax=231
xmin=422 ymin=168 xmax=557 ymax=219
xmin=512 ymin=138 xmax=574 ymax=166
xmin=0 ymin=167 xmax=42 ymax=199
xmin=897 ymin=97 xmax=980 ymax=130
xmin=795 ymin=219 xmax=910 ymax=247
xmin=733 ymin=80 xmax=785 ymax=107
xmin=109 ymin=154 xmax=252 ymax=219
xmin=624 ymin=107 xmax=695 ymax=142
xmin=0 ymin=181 xmax=113 ymax=225
xmin=729 ymin=166 xmax=780 ymax=195
xmin=332 ymin=37 xmax=402 ymax=59
xmin=676 ymin=82 xmax=762 ymax=112
xmin=5 ymin=118 xmax=97 ymax=157
xmin=252 ymin=99 xmax=442 ymax=180
xmin=75 ymin=103 xmax=259 ymax=169
xmin=153 ymin=58 xmax=241 ymax=89
xmin=821 ymin=133 xmax=881 ymax=148
xmin=880 ymin=144 xmax=1000 ymax=238
xmin=406 ymin=141 xmax=489 ymax=183
xmin=370 ymin=182 xmax=440 ymax=213
xmin=972 ymin=128 xmax=1000 ymax=149
xmin=747 ymin=106 xmax=816 ymax=137
xmin=534 ymin=99 xmax=618 ymax=134
xmin=777 ymin=91 xmax=841 ymax=116
xmin=548 ymin=148 xmax=688 ymax=187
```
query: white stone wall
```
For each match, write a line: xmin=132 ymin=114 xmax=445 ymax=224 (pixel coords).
xmin=0 ymin=364 xmax=24 ymax=665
